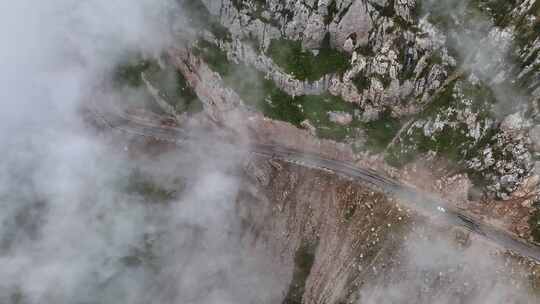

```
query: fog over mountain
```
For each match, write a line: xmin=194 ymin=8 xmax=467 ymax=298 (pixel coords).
xmin=1 ymin=0 xmax=539 ymax=303
xmin=0 ymin=1 xmax=282 ymax=303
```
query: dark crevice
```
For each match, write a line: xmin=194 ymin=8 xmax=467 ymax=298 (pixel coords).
xmin=282 ymin=239 xmax=319 ymax=304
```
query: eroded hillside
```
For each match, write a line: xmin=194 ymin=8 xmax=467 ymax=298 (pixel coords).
xmin=239 ymin=155 xmax=540 ymax=303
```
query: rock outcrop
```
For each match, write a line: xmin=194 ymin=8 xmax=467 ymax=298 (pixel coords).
xmin=192 ymin=0 xmax=451 ymax=119
xmin=172 ymin=0 xmax=540 ymax=204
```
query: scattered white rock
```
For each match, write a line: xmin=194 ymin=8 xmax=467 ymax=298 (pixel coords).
xmin=328 ymin=111 xmax=353 ymax=125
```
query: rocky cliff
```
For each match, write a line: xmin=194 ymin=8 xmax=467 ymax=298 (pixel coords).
xmin=114 ymin=0 xmax=540 ymax=240
xmin=166 ymin=0 xmax=540 ymax=203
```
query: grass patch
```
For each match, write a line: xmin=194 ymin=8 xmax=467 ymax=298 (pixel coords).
xmin=194 ymin=40 xmax=305 ymax=124
xmin=113 ymin=59 xmax=158 ymax=88
xmin=419 ymin=124 xmax=470 ymax=161
xmin=194 ymin=41 xmax=349 ymax=139
xmin=384 ymin=80 xmax=457 ymax=164
xmin=298 ymin=94 xmax=358 ymax=141
xmin=192 ymin=40 xmax=231 ymax=75
xmin=267 ymin=34 xmax=350 ymax=81
xmin=113 ymin=56 xmax=203 ymax=115
xmin=363 ymin=109 xmax=401 ymax=152
xmin=385 ymin=78 xmax=497 ymax=177
xmin=194 ymin=40 xmax=402 ymax=145
xmin=144 ymin=63 xmax=203 ymax=114
xmin=385 ymin=123 xmax=472 ymax=167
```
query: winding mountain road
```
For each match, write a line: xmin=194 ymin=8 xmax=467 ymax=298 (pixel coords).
xmin=90 ymin=106 xmax=540 ymax=263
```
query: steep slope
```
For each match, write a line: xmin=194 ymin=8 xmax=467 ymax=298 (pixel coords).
xmin=238 ymin=156 xmax=540 ymax=303
xmin=162 ymin=0 xmax=540 ymax=235
xmin=112 ymin=0 xmax=540 ymax=257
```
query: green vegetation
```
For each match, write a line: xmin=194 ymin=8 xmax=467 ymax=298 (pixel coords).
xmin=325 ymin=0 xmax=338 ymax=24
xmin=116 ymin=169 xmax=185 ymax=272
xmin=113 ymin=59 xmax=157 ymax=88
xmin=144 ymin=64 xmax=203 ymax=114
xmin=113 ymin=57 xmax=203 ymax=115
xmin=232 ymin=0 xmax=266 ymax=10
xmin=175 ymin=71 xmax=204 ymax=114
xmin=112 ymin=59 xmax=167 ymax=114
xmin=463 ymin=128 xmax=507 ymax=188
xmin=363 ymin=109 xmax=401 ymax=152
xmin=508 ymin=1 xmax=540 ymax=94
xmin=385 ymin=80 xmax=469 ymax=166
xmin=267 ymin=34 xmax=350 ymax=81
xmin=385 ymin=78 xmax=497 ymax=175
xmin=192 ymin=40 xmax=230 ymax=75
xmin=412 ymin=123 xmax=470 ymax=162
xmin=344 ymin=202 xmax=357 ymax=222
xmin=355 ymin=43 xmax=375 ymax=57
xmin=371 ymin=0 xmax=395 ymax=18
xmin=183 ymin=0 xmax=232 ymax=41
xmin=376 ymin=74 xmax=392 ymax=89
xmin=411 ymin=0 xmax=424 ymax=20
xmin=419 ymin=79 xmax=458 ymax=118
xmin=417 ymin=51 xmax=444 ymax=80
xmin=251 ymin=0 xmax=268 ymax=19
xmin=372 ymin=0 xmax=419 ymax=29
xmin=193 ymin=40 xmax=300 ymax=123
xmin=471 ymin=0 xmax=519 ymax=27
xmin=394 ymin=35 xmax=414 ymax=83
xmin=352 ymin=73 xmax=371 ymax=91
xmin=231 ymin=0 xmax=280 ymax=27
xmin=194 ymin=40 xmax=401 ymax=145
xmin=529 ymin=207 xmax=540 ymax=243
xmin=283 ymin=240 xmax=318 ymax=304
xmin=124 ymin=169 xmax=179 ymax=204
xmin=298 ymin=94 xmax=358 ymax=141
